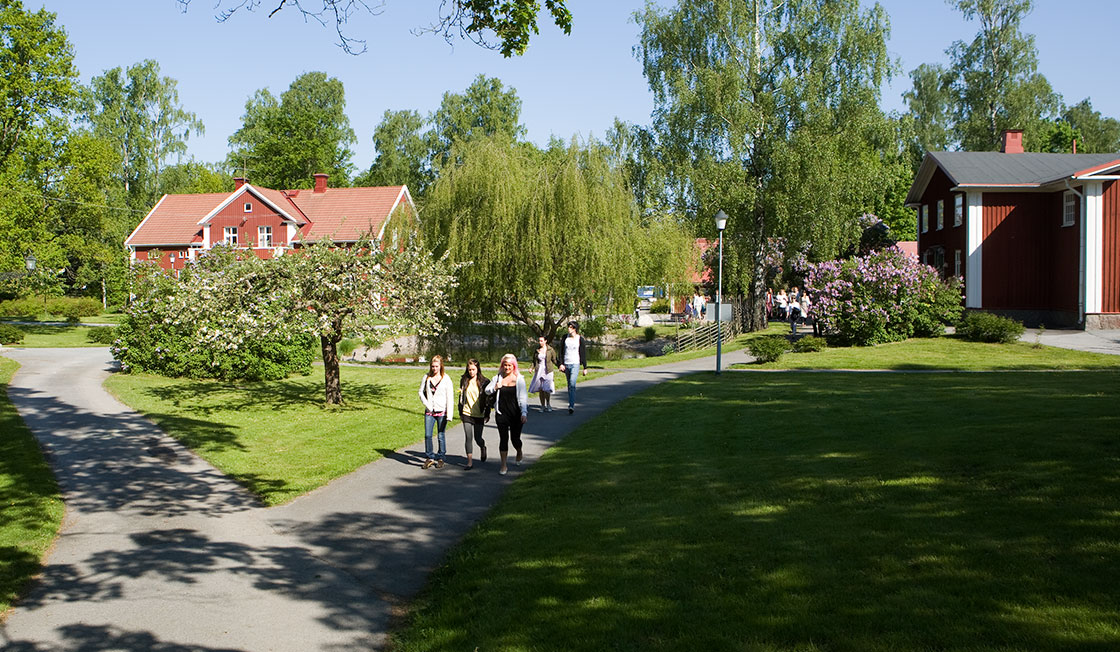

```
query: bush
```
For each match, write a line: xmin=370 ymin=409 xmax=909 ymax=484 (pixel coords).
xmin=580 ymin=317 xmax=607 ymax=339
xmin=791 ymin=335 xmax=827 ymax=353
xmin=338 ymin=338 xmax=359 ymax=358
xmin=661 ymin=342 xmax=676 ymax=356
xmin=643 ymin=326 xmax=658 ymax=342
xmin=650 ymin=299 xmax=670 ymax=314
xmin=86 ymin=326 xmax=118 ymax=345
xmin=956 ymin=311 xmax=1025 ymax=344
xmin=0 ymin=324 xmax=24 ymax=345
xmin=747 ymin=335 xmax=789 ymax=363
xmin=0 ymin=298 xmax=42 ymax=318
xmin=46 ymin=297 xmax=101 ymax=322
xmin=805 ymin=248 xmax=963 ymax=347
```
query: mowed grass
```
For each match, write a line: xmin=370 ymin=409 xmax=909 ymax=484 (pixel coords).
xmin=392 ymin=370 xmax=1120 ymax=651
xmin=4 ymin=324 xmax=110 ymax=348
xmin=0 ymin=357 xmax=64 ymax=617
xmin=104 ymin=366 xmax=438 ymax=506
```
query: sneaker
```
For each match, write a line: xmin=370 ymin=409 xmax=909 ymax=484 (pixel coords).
xmin=544 ymin=406 xmax=553 ymax=412
xmin=422 ymin=459 xmax=435 ymax=469
xmin=499 ymin=467 xmax=508 ymax=475
xmin=435 ymin=459 xmax=444 ymax=469
xmin=568 ymin=408 xmax=574 ymax=415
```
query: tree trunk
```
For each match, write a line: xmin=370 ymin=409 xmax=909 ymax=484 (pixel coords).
xmin=321 ymin=334 xmax=342 ymax=405
xmin=101 ymin=278 xmax=107 ymax=310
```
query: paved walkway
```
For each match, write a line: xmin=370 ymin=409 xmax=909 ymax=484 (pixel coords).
xmin=1020 ymin=327 xmax=1120 ymax=355
xmin=0 ymin=347 xmax=751 ymax=651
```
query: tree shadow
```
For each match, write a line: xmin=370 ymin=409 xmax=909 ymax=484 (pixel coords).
xmin=136 ymin=378 xmax=390 ymax=415
xmin=1 ymin=623 xmax=246 ymax=651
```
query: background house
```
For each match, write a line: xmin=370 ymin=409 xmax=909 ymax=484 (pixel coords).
xmin=125 ymin=174 xmax=416 ymax=273
xmin=906 ymin=130 xmax=1120 ymax=329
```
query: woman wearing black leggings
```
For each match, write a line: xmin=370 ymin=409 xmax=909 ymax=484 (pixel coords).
xmin=485 ymin=353 xmax=528 ymax=475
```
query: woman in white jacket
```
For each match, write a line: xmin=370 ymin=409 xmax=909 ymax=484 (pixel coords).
xmin=485 ymin=353 xmax=528 ymax=475
xmin=418 ymin=355 xmax=454 ymax=469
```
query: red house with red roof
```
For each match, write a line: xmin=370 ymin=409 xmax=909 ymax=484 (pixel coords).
xmin=125 ymin=174 xmax=416 ymax=272
xmin=907 ymin=130 xmax=1120 ymax=329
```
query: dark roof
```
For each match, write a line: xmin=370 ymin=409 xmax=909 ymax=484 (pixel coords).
xmin=905 ymin=151 xmax=1120 ymax=206
xmin=930 ymin=151 xmax=1120 ymax=186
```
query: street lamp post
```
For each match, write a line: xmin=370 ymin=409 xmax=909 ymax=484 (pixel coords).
xmin=714 ymin=210 xmax=727 ymax=374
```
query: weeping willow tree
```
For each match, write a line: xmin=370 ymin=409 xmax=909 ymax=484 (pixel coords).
xmin=423 ymin=136 xmax=641 ymax=341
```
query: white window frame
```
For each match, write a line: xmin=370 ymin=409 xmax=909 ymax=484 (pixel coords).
xmin=954 ymin=195 xmax=963 ymax=227
xmin=223 ymin=226 xmax=238 ymax=246
xmin=954 ymin=249 xmax=961 ymax=277
xmin=244 ymin=202 xmax=253 ymax=213
xmin=936 ymin=200 xmax=944 ymax=230
xmin=921 ymin=205 xmax=929 ymax=233
xmin=1063 ymin=191 xmax=1078 ymax=227
xmin=258 ymin=225 xmax=273 ymax=247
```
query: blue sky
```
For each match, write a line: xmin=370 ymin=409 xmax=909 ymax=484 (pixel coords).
xmin=33 ymin=0 xmax=1120 ymax=172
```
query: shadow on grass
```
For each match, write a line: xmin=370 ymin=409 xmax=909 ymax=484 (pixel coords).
xmin=135 ymin=377 xmax=391 ymax=416
xmin=393 ymin=371 xmax=1120 ymax=651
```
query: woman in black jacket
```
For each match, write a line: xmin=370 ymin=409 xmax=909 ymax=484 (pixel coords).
xmin=458 ymin=359 xmax=490 ymax=470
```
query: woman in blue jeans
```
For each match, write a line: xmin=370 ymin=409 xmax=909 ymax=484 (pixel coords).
xmin=558 ymin=321 xmax=587 ymax=414
xmin=418 ymin=355 xmax=454 ymax=469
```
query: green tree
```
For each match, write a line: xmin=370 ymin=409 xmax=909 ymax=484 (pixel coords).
xmin=636 ymin=0 xmax=895 ymax=330
xmin=158 ymin=160 xmax=233 ymax=195
xmin=176 ymin=0 xmax=572 ymax=57
xmin=901 ymin=64 xmax=954 ymax=166
xmin=228 ymin=71 xmax=356 ymax=190
xmin=1063 ymin=99 xmax=1120 ymax=154
xmin=81 ymin=60 xmax=205 ymax=210
xmin=354 ymin=109 xmax=432 ymax=194
xmin=423 ymin=136 xmax=639 ymax=340
xmin=429 ymin=74 xmax=524 ymax=171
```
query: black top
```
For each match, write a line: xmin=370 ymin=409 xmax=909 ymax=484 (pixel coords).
xmin=496 ymin=384 xmax=520 ymax=421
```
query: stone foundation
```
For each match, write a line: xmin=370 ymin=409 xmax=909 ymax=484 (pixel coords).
xmin=1085 ymin=313 xmax=1120 ymax=330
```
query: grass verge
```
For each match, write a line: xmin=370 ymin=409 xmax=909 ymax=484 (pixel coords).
xmin=3 ymin=324 xmax=111 ymax=348
xmin=392 ymin=370 xmax=1120 ymax=651
xmin=0 ymin=357 xmax=64 ymax=618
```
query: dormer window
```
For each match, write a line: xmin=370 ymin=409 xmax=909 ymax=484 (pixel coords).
xmin=244 ymin=202 xmax=253 ymax=213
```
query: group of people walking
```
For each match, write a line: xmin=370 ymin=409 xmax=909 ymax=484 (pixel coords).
xmin=417 ymin=321 xmax=588 ymax=475
xmin=768 ymin=286 xmax=812 ymax=333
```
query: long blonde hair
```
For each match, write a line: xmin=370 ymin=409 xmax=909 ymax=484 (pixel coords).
xmin=427 ymin=354 xmax=446 ymax=378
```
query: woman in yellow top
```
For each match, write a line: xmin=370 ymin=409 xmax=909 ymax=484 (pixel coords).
xmin=457 ymin=359 xmax=491 ymax=470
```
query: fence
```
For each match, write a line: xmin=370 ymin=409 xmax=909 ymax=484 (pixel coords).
xmin=674 ymin=304 xmax=742 ymax=353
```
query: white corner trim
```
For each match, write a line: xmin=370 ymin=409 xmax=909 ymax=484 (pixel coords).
xmin=1083 ymin=182 xmax=1104 ymax=314
xmin=965 ymin=192 xmax=983 ymax=308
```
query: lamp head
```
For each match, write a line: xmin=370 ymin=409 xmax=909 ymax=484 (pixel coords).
xmin=715 ymin=210 xmax=728 ymax=232
xmin=24 ymin=252 xmax=36 ymax=271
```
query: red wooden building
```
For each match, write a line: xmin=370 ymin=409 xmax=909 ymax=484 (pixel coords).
xmin=906 ymin=130 xmax=1120 ymax=329
xmin=125 ymin=174 xmax=416 ymax=273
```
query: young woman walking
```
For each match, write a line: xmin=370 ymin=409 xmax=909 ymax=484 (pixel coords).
xmin=458 ymin=359 xmax=490 ymax=470
xmin=485 ymin=353 xmax=528 ymax=475
xmin=418 ymin=355 xmax=454 ymax=469
xmin=528 ymin=336 xmax=557 ymax=412
xmin=557 ymin=321 xmax=587 ymax=415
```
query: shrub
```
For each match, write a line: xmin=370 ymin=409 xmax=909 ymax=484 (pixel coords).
xmin=956 ymin=311 xmax=1025 ymax=344
xmin=338 ymin=338 xmax=359 ymax=358
xmin=0 ymin=324 xmax=24 ymax=345
xmin=661 ymin=342 xmax=676 ymax=356
xmin=650 ymin=299 xmax=670 ymax=314
xmin=580 ymin=317 xmax=607 ymax=339
xmin=805 ymin=248 xmax=963 ymax=347
xmin=748 ymin=335 xmax=789 ymax=363
xmin=0 ymin=297 xmax=42 ymax=318
xmin=46 ymin=297 xmax=101 ymax=322
xmin=86 ymin=326 xmax=118 ymax=345
xmin=643 ymin=326 xmax=657 ymax=342
xmin=791 ymin=335 xmax=827 ymax=353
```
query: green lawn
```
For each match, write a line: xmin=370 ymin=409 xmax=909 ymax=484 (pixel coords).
xmin=104 ymin=367 xmax=442 ymax=505
xmin=392 ymin=369 xmax=1120 ymax=651
xmin=0 ymin=357 xmax=64 ymax=617
xmin=3 ymin=324 xmax=112 ymax=348
xmin=742 ymin=335 xmax=1120 ymax=371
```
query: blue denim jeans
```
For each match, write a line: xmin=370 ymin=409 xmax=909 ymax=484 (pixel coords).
xmin=565 ymin=364 xmax=580 ymax=409
xmin=424 ymin=413 xmax=447 ymax=460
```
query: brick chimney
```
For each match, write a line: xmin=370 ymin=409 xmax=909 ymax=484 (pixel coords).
xmin=313 ymin=173 xmax=329 ymax=193
xmin=234 ymin=177 xmax=246 ymax=189
xmin=1000 ymin=129 xmax=1024 ymax=154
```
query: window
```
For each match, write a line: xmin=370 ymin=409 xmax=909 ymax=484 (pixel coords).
xmin=921 ymin=205 xmax=929 ymax=233
xmin=244 ymin=202 xmax=253 ymax=213
xmin=1063 ymin=191 xmax=1078 ymax=227
xmin=954 ymin=195 xmax=963 ymax=227
xmin=223 ymin=226 xmax=238 ymax=246
xmin=258 ymin=225 xmax=273 ymax=247
xmin=954 ymin=250 xmax=961 ymax=277
xmin=936 ymin=200 xmax=944 ymax=230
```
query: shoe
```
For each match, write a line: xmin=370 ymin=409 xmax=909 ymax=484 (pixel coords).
xmin=568 ymin=408 xmax=574 ymax=415
xmin=544 ymin=406 xmax=553 ymax=412
xmin=499 ymin=467 xmax=508 ymax=475
xmin=422 ymin=459 xmax=435 ymax=469
xmin=436 ymin=459 xmax=444 ymax=469
xmin=464 ymin=463 xmax=474 ymax=471
xmin=480 ymin=446 xmax=487 ymax=462
xmin=515 ymin=448 xmax=523 ymax=464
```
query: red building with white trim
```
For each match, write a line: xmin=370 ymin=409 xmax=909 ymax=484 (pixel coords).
xmin=907 ymin=130 xmax=1120 ymax=329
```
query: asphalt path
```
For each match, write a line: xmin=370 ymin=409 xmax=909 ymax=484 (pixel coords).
xmin=0 ymin=346 xmax=750 ymax=651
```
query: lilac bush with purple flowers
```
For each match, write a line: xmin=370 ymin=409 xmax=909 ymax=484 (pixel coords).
xmin=804 ymin=248 xmax=962 ymax=346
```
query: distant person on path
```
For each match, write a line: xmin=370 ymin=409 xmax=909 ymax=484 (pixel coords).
xmin=692 ymin=293 xmax=705 ymax=321
xmin=558 ymin=321 xmax=588 ymax=415
xmin=775 ymin=289 xmax=788 ymax=320
xmin=765 ymin=288 xmax=774 ymax=319
xmin=529 ymin=336 xmax=557 ymax=412
xmin=419 ymin=355 xmax=454 ymax=469
xmin=458 ymin=359 xmax=491 ymax=470
xmin=788 ymin=287 xmax=802 ymax=334
xmin=485 ymin=353 xmax=528 ymax=475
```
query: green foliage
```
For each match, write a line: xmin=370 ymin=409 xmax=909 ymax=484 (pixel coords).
xmin=338 ymin=338 xmax=359 ymax=358
xmin=649 ymin=299 xmax=670 ymax=314
xmin=747 ymin=335 xmax=789 ymax=363
xmin=0 ymin=324 xmax=24 ymax=344
xmin=354 ymin=109 xmax=432 ymax=195
xmin=580 ymin=317 xmax=607 ymax=340
xmin=643 ymin=326 xmax=657 ymax=342
xmin=791 ymin=335 xmax=827 ymax=353
xmin=227 ymin=71 xmax=355 ymax=189
xmin=660 ymin=342 xmax=676 ymax=356
xmin=428 ymin=75 xmax=525 ymax=172
xmin=85 ymin=325 xmax=117 ymax=344
xmin=44 ymin=296 xmax=100 ymax=321
xmin=1063 ymin=99 xmax=1120 ymax=154
xmin=956 ymin=311 xmax=1025 ymax=344
xmin=0 ymin=298 xmax=41 ymax=318
xmin=424 ymin=136 xmax=637 ymax=340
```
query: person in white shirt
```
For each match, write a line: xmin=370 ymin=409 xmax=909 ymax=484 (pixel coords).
xmin=418 ymin=355 xmax=454 ymax=469
xmin=558 ymin=321 xmax=587 ymax=414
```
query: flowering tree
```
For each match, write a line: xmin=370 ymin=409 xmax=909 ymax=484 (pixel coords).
xmin=804 ymin=248 xmax=962 ymax=346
